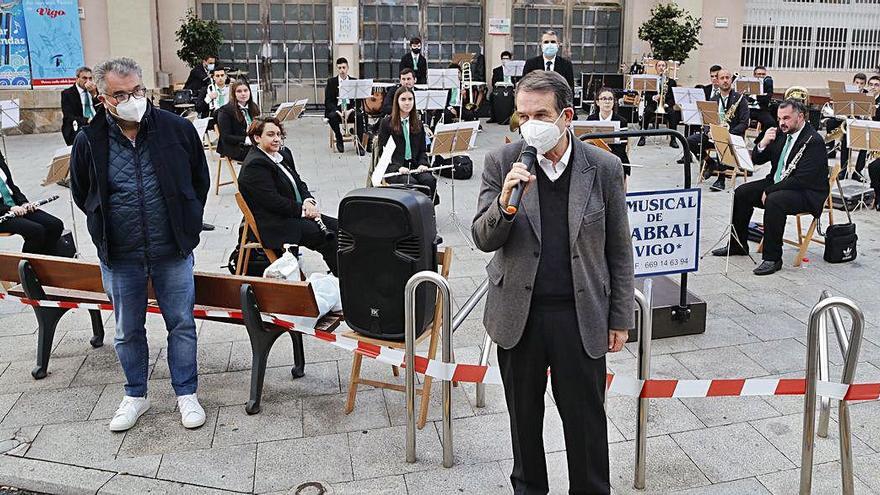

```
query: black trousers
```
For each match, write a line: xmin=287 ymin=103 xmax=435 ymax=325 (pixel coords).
xmin=643 ymin=107 xmax=680 ymax=137
xmin=732 ymin=178 xmax=814 ymax=262
xmin=868 ymin=158 xmax=880 ymax=192
xmin=285 ymin=215 xmax=339 ymax=276
xmin=0 ymin=209 xmax=63 ymax=255
xmin=327 ymin=110 xmax=365 ymax=145
xmin=498 ymin=304 xmax=609 ymax=495
xmin=687 ymin=131 xmax=713 ymax=161
xmin=750 ymin=108 xmax=777 ymax=143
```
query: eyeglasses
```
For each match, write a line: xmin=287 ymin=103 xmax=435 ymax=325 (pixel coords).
xmin=105 ymin=87 xmax=146 ymax=103
xmin=597 ymin=97 xmax=615 ymax=101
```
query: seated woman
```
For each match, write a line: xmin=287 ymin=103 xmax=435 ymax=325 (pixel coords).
xmin=378 ymin=86 xmax=438 ymax=203
xmin=0 ymin=150 xmax=64 ymax=254
xmin=216 ymin=81 xmax=258 ymax=162
xmin=238 ymin=117 xmax=338 ymax=275
xmin=586 ymin=87 xmax=631 ymax=178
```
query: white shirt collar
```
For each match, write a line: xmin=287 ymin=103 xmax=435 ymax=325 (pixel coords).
xmin=537 ymin=132 xmax=573 ymax=182
xmin=785 ymin=126 xmax=803 ymax=147
xmin=259 ymin=146 xmax=284 ymax=164
xmin=76 ymin=84 xmax=87 ymax=96
xmin=598 ymin=111 xmax=613 ymax=122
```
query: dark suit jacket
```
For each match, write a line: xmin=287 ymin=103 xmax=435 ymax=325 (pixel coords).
xmin=238 ymin=147 xmax=314 ymax=250
xmin=0 ymin=151 xmax=28 ymax=215
xmin=471 ymin=136 xmax=634 ymax=357
xmin=184 ymin=65 xmax=210 ymax=93
xmin=712 ymin=90 xmax=751 ymax=136
xmin=216 ymin=104 xmax=251 ymax=162
xmin=645 ymin=76 xmax=677 ymax=112
xmin=702 ymin=85 xmax=716 ymax=101
xmin=585 ymin=112 xmax=630 ymax=172
xmin=378 ymin=116 xmax=429 ymax=168
xmin=752 ymin=123 xmax=829 ymax=215
xmin=324 ymin=75 xmax=363 ymax=117
xmin=381 ymin=84 xmax=408 ymax=116
xmin=399 ymin=53 xmax=428 ymax=84
xmin=61 ymin=84 xmax=100 ymax=146
xmin=522 ymin=55 xmax=575 ymax=90
xmin=757 ymin=76 xmax=774 ymax=109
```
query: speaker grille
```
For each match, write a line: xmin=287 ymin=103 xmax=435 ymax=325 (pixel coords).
xmin=337 ymin=230 xmax=355 ymax=253
xmin=394 ymin=235 xmax=422 ymax=261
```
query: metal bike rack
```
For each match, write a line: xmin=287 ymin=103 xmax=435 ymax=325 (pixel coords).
xmin=800 ymin=292 xmax=864 ymax=495
xmin=404 ymin=271 xmax=454 ymax=468
xmin=634 ymin=280 xmax=654 ymax=490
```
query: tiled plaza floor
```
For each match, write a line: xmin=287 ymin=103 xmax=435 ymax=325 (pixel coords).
xmin=1 ymin=114 xmax=880 ymax=494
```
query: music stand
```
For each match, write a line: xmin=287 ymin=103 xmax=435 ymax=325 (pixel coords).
xmin=415 ymin=90 xmax=449 ymax=112
xmin=627 ymin=75 xmax=659 ymax=139
xmin=340 ymin=79 xmax=374 ymax=155
xmin=674 ymin=88 xmax=706 ymax=137
xmin=735 ymin=77 xmax=761 ymax=95
xmin=701 ymin=125 xmax=757 ymax=272
xmin=502 ymin=60 xmax=525 ymax=79
xmin=41 ymin=146 xmax=82 ymax=258
xmin=451 ymin=53 xmax=475 ymax=67
xmin=846 ymin=119 xmax=880 ymax=208
xmin=432 ymin=120 xmax=479 ymax=247
xmin=571 ymin=121 xmax=621 ymax=144
xmin=696 ymin=101 xmax=722 ymax=127
xmin=274 ymin=98 xmax=308 ymax=122
xmin=427 ymin=69 xmax=459 ymax=90
xmin=831 ymin=92 xmax=875 ymax=119
xmin=0 ymin=99 xmax=20 ymax=159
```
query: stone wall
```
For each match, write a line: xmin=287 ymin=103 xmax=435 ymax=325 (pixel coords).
xmin=0 ymin=89 xmax=64 ymax=135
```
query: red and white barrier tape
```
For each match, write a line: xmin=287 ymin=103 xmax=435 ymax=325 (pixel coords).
xmin=3 ymin=292 xmax=879 ymax=401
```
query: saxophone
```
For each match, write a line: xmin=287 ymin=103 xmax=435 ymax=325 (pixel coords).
xmin=722 ymin=93 xmax=745 ymax=127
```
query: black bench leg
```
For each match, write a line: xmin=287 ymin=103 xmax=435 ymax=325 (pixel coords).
xmin=240 ymin=283 xmax=285 ymax=415
xmin=31 ymin=306 xmax=69 ymax=379
xmin=290 ymin=331 xmax=305 ymax=379
xmin=88 ymin=310 xmax=104 ymax=348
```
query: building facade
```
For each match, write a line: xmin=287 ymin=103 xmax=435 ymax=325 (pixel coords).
xmin=4 ymin=0 xmax=880 ymax=134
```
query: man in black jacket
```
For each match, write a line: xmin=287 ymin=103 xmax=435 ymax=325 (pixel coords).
xmin=639 ymin=60 xmax=679 ymax=148
xmin=70 ymin=57 xmax=211 ymax=433
xmin=488 ymin=51 xmax=516 ymax=124
xmin=521 ymin=30 xmax=575 ymax=91
xmin=687 ymin=69 xmax=750 ymax=191
xmin=399 ymin=37 xmax=427 ymax=85
xmin=325 ymin=57 xmax=365 ymax=154
xmin=750 ymin=66 xmax=776 ymax=144
xmin=381 ymin=68 xmax=417 ymax=117
xmin=183 ymin=55 xmax=216 ymax=94
xmin=0 ymin=150 xmax=64 ymax=254
xmin=60 ymin=66 xmax=100 ymax=145
xmin=712 ymin=100 xmax=829 ymax=275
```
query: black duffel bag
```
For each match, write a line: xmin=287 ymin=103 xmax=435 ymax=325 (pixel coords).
xmin=823 ymin=178 xmax=857 ymax=263
xmin=433 ymin=155 xmax=473 ymax=180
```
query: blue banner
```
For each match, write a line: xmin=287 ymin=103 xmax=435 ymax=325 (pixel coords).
xmin=0 ymin=0 xmax=32 ymax=87
xmin=22 ymin=0 xmax=83 ymax=87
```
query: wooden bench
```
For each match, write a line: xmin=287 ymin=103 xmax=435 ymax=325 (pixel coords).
xmin=0 ymin=252 xmax=340 ymax=414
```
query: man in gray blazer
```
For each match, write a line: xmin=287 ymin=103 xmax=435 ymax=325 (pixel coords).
xmin=472 ymin=70 xmax=634 ymax=494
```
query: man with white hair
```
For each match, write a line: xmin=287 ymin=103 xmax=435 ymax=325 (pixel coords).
xmin=70 ymin=57 xmax=210 ymax=432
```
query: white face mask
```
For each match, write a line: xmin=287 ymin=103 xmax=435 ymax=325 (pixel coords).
xmin=519 ymin=110 xmax=568 ymax=154
xmin=113 ymin=97 xmax=148 ymax=123
xmin=206 ymin=63 xmax=215 ymax=71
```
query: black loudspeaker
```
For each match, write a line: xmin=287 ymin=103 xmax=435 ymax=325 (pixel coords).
xmin=338 ymin=187 xmax=438 ymax=341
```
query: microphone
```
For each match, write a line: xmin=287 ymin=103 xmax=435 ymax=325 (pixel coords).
xmin=505 ymin=146 xmax=538 ymax=215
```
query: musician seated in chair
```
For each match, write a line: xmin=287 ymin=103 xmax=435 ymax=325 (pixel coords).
xmin=238 ymin=117 xmax=338 ymax=275
xmin=712 ymin=100 xmax=828 ymax=276
xmin=637 ymin=60 xmax=679 ymax=149
xmin=378 ymin=87 xmax=439 ymax=204
xmin=441 ymin=63 xmax=483 ymax=125
xmin=863 ymin=75 xmax=880 ymax=209
xmin=587 ymin=87 xmax=631 ymax=178
xmin=488 ymin=51 xmax=516 ymax=124
xmin=0 ymin=150 xmax=64 ymax=255
xmin=195 ymin=67 xmax=230 ymax=121
xmin=686 ymin=69 xmax=750 ymax=192
xmin=325 ymin=57 xmax=366 ymax=155
xmin=216 ymin=81 xmax=259 ymax=162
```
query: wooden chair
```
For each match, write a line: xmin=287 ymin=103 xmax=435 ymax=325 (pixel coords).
xmin=214 ymin=124 xmax=239 ymax=195
xmin=344 ymin=247 xmax=453 ymax=429
xmin=758 ymin=163 xmax=840 ymax=267
xmin=327 ymin=115 xmax=355 ymax=152
xmin=234 ymin=192 xmax=278 ymax=276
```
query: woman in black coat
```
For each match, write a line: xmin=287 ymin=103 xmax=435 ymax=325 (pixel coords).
xmin=237 ymin=117 xmax=338 ymax=275
xmin=586 ymin=87 xmax=631 ymax=177
xmin=216 ymin=81 xmax=259 ymax=162
xmin=378 ymin=86 xmax=438 ymax=203
xmin=0 ymin=150 xmax=63 ymax=254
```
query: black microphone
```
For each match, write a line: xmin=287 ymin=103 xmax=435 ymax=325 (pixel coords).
xmin=505 ymin=145 xmax=538 ymax=215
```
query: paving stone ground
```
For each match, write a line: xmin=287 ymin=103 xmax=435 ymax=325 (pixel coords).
xmin=0 ymin=115 xmax=879 ymax=494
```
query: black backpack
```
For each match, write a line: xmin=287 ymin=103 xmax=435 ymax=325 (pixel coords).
xmin=823 ymin=179 xmax=857 ymax=263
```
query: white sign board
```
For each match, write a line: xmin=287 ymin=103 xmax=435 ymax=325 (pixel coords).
xmin=334 ymin=7 xmax=358 ymax=44
xmin=488 ymin=17 xmax=511 ymax=35
xmin=626 ymin=188 xmax=701 ymax=277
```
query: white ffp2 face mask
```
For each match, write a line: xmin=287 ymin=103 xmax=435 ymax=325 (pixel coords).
xmin=519 ymin=109 xmax=568 ymax=154
xmin=113 ymin=97 xmax=148 ymax=123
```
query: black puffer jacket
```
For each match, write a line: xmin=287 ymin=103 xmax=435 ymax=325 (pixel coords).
xmin=70 ymin=103 xmax=210 ymax=265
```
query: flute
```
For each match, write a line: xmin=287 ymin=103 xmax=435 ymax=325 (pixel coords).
xmin=0 ymin=195 xmax=60 ymax=223
xmin=383 ymin=164 xmax=454 ymax=178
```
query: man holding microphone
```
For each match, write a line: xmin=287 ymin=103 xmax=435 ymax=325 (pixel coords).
xmin=472 ymin=70 xmax=634 ymax=494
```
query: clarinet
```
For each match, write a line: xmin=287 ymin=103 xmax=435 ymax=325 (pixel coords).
xmin=315 ymin=216 xmax=335 ymax=241
xmin=0 ymin=195 xmax=59 ymax=223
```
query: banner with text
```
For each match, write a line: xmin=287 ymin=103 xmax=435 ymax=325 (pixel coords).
xmin=627 ymin=188 xmax=701 ymax=277
xmin=0 ymin=0 xmax=32 ymax=87
xmin=22 ymin=0 xmax=83 ymax=87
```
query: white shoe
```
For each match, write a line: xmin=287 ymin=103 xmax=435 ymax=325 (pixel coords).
xmin=109 ymin=395 xmax=151 ymax=432
xmin=177 ymin=393 xmax=206 ymax=429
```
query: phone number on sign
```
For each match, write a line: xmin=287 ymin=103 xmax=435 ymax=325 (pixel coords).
xmin=635 ymin=258 xmax=691 ymax=270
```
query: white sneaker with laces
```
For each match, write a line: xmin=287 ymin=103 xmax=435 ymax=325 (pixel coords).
xmin=108 ymin=395 xmax=150 ymax=432
xmin=177 ymin=393 xmax=206 ymax=429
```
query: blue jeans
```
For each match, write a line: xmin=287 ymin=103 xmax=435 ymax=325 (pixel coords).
xmin=100 ymin=254 xmax=198 ymax=397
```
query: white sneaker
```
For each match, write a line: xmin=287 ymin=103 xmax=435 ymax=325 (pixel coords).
xmin=177 ymin=393 xmax=206 ymax=429
xmin=108 ymin=395 xmax=151 ymax=432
